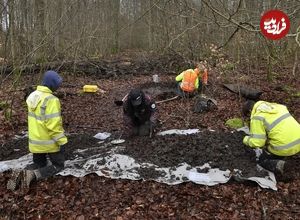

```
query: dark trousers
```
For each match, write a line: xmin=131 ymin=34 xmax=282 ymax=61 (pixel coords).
xmin=258 ymin=149 xmax=285 ymax=172
xmin=26 ymin=151 xmax=65 ymax=179
xmin=132 ymin=121 xmax=153 ymax=136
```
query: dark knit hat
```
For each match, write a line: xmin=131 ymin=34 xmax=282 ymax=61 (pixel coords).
xmin=42 ymin=71 xmax=62 ymax=91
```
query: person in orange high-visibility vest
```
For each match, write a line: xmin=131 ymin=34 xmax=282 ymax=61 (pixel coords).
xmin=175 ymin=63 xmax=208 ymax=97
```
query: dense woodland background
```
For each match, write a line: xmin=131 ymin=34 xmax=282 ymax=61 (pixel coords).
xmin=0 ymin=0 xmax=299 ymax=77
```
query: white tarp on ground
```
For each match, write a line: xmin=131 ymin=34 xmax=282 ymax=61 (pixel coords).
xmin=0 ymin=129 xmax=277 ymax=190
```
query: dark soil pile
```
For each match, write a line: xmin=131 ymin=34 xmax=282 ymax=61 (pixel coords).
xmin=123 ymin=131 xmax=262 ymax=177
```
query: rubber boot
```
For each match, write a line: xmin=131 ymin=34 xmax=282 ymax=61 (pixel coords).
xmin=21 ymin=169 xmax=39 ymax=190
xmin=7 ymin=169 xmax=22 ymax=191
xmin=25 ymin=163 xmax=40 ymax=170
xmin=275 ymin=160 xmax=285 ymax=175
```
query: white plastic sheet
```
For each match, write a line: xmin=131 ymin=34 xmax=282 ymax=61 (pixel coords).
xmin=0 ymin=129 xmax=277 ymax=190
xmin=157 ymin=129 xmax=199 ymax=136
xmin=93 ymin=132 xmax=111 ymax=140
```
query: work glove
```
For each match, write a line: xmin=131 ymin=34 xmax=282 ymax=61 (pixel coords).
xmin=236 ymin=126 xmax=250 ymax=135
xmin=60 ymin=145 xmax=65 ymax=153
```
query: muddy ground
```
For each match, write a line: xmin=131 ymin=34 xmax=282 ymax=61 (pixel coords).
xmin=0 ymin=53 xmax=300 ymax=219
xmin=0 ymin=131 xmax=264 ymax=178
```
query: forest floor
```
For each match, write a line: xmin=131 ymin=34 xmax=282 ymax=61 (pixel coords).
xmin=0 ymin=52 xmax=300 ymax=219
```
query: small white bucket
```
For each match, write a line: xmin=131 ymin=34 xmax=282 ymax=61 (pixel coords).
xmin=152 ymin=74 xmax=159 ymax=83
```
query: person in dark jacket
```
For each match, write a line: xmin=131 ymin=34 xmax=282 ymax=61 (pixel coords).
xmin=123 ymin=89 xmax=157 ymax=137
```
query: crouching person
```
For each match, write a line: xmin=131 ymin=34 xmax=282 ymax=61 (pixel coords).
xmin=175 ymin=63 xmax=208 ymax=97
xmin=242 ymin=100 xmax=300 ymax=175
xmin=7 ymin=71 xmax=68 ymax=191
xmin=123 ymin=89 xmax=157 ymax=137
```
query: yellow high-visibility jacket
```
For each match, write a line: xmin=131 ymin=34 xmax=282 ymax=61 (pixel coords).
xmin=176 ymin=69 xmax=199 ymax=92
xmin=26 ymin=86 xmax=68 ymax=153
xmin=243 ymin=101 xmax=300 ymax=156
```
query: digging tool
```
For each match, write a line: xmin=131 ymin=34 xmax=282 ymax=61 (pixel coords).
xmin=149 ymin=123 xmax=153 ymax=138
xmin=110 ymin=131 xmax=125 ymax=144
xmin=114 ymin=94 xmax=129 ymax=106
xmin=156 ymin=95 xmax=179 ymax=104
xmin=117 ymin=131 xmax=123 ymax=140
xmin=115 ymin=95 xmax=179 ymax=106
xmin=75 ymin=125 xmax=103 ymax=130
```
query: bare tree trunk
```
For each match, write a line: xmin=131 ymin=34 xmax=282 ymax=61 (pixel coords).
xmin=33 ymin=0 xmax=45 ymax=62
xmin=148 ymin=0 xmax=154 ymax=50
xmin=111 ymin=0 xmax=120 ymax=53
xmin=7 ymin=0 xmax=16 ymax=65
xmin=1 ymin=0 xmax=10 ymax=61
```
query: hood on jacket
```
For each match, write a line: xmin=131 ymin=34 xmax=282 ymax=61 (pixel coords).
xmin=128 ymin=89 xmax=145 ymax=107
xmin=26 ymin=90 xmax=43 ymax=110
xmin=42 ymin=71 xmax=62 ymax=92
xmin=253 ymin=101 xmax=278 ymax=114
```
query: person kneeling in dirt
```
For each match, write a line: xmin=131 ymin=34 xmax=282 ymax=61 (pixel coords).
xmin=123 ymin=88 xmax=157 ymax=137
xmin=175 ymin=63 xmax=208 ymax=97
xmin=7 ymin=71 xmax=68 ymax=191
xmin=242 ymin=100 xmax=300 ymax=175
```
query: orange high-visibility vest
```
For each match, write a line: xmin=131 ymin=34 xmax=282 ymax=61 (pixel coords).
xmin=181 ymin=70 xmax=198 ymax=92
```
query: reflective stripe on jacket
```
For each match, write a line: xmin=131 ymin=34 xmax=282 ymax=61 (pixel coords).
xmin=26 ymin=86 xmax=68 ymax=153
xmin=176 ymin=69 xmax=199 ymax=92
xmin=243 ymin=101 xmax=300 ymax=156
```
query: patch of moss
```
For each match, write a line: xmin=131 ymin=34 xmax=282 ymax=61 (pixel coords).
xmin=0 ymin=101 xmax=9 ymax=110
xmin=292 ymin=92 xmax=300 ymax=98
xmin=225 ymin=118 xmax=244 ymax=129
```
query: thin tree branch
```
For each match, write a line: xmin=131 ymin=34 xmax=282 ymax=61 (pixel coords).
xmin=229 ymin=0 xmax=243 ymax=18
xmin=296 ymin=26 xmax=300 ymax=47
xmin=273 ymin=0 xmax=282 ymax=8
xmin=292 ymin=50 xmax=298 ymax=76
xmin=217 ymin=27 xmax=240 ymax=50
xmin=202 ymin=0 xmax=260 ymax=33
xmin=165 ymin=22 xmax=201 ymax=49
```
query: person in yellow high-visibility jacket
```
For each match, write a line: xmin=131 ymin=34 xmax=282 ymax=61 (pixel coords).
xmin=242 ymin=100 xmax=300 ymax=175
xmin=7 ymin=71 xmax=68 ymax=191
xmin=175 ymin=63 xmax=208 ymax=97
